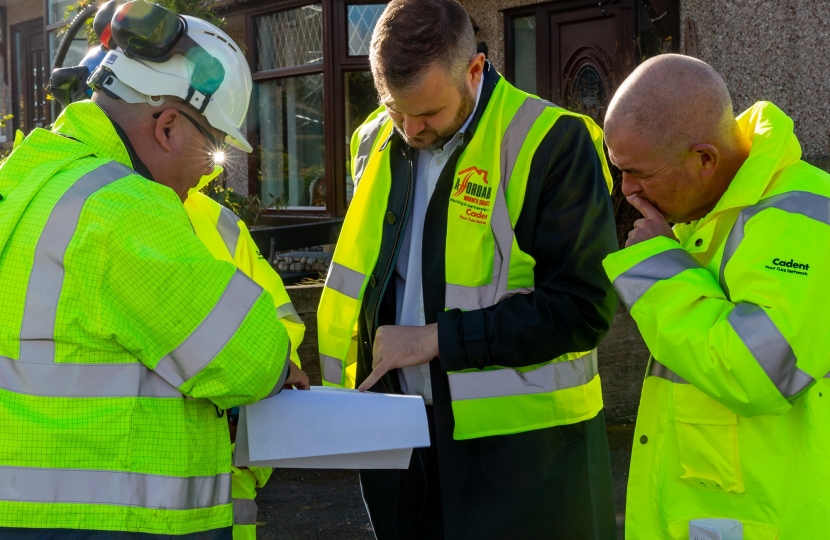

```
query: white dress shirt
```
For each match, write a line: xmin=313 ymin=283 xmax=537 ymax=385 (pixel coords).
xmin=394 ymin=78 xmax=483 ymax=404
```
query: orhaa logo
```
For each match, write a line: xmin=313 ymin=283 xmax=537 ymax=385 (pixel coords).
xmin=452 ymin=166 xmax=492 ymax=201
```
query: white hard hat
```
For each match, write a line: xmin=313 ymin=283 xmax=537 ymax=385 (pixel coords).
xmin=89 ymin=1 xmax=253 ymax=152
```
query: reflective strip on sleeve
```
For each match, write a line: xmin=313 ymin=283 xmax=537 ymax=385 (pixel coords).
xmin=155 ymin=271 xmax=264 ymax=388
xmin=276 ymin=302 xmax=303 ymax=324
xmin=728 ymin=302 xmax=814 ymax=399
xmin=233 ymin=498 xmax=258 ymax=525
xmin=353 ymin=112 xmax=388 ymax=187
xmin=719 ymin=191 xmax=830 ymax=299
xmin=19 ymin=161 xmax=133 ymax=364
xmin=216 ymin=206 xmax=242 ymax=258
xmin=0 ymin=355 xmax=181 ymax=397
xmin=265 ymin=340 xmax=292 ymax=399
xmin=647 ymin=359 xmax=689 ymax=383
xmin=321 ymin=353 xmax=343 ymax=385
xmin=325 ymin=262 xmax=366 ymax=300
xmin=448 ymin=351 xmax=597 ymax=401
xmin=613 ymin=249 xmax=701 ymax=310
xmin=0 ymin=466 xmax=231 ymax=509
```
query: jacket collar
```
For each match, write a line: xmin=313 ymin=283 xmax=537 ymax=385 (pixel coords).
xmin=52 ymin=100 xmax=155 ymax=180
xmin=709 ymin=101 xmax=801 ymax=215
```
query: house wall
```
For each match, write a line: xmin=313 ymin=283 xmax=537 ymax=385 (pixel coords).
xmin=459 ymin=0 xmax=539 ymax=74
xmin=682 ymin=1 xmax=830 ymax=158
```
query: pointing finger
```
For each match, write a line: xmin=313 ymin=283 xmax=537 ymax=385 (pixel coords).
xmin=358 ymin=361 xmax=389 ymax=392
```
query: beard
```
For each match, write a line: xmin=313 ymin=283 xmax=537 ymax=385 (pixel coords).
xmin=396 ymin=85 xmax=477 ymax=151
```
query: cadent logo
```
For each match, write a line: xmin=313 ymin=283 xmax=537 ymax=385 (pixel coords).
xmin=765 ymin=258 xmax=810 ymax=276
xmin=452 ymin=166 xmax=492 ymax=204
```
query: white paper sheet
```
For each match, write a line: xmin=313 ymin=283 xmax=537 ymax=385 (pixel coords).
xmin=234 ymin=386 xmax=430 ymax=469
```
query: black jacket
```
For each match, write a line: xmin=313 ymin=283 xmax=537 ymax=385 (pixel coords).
xmin=356 ymin=65 xmax=618 ymax=538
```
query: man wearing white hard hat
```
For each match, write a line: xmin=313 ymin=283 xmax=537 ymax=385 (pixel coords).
xmin=0 ymin=1 xmax=307 ymax=537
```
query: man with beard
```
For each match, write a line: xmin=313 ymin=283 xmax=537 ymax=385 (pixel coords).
xmin=316 ymin=0 xmax=618 ymax=537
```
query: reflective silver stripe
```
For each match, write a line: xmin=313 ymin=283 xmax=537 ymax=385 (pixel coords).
xmin=448 ymin=351 xmax=597 ymax=401
xmin=647 ymin=359 xmax=688 ymax=384
xmin=155 ymin=271 xmax=264 ymax=388
xmin=325 ymin=262 xmax=366 ymax=300
xmin=233 ymin=498 xmax=258 ymax=525
xmin=321 ymin=353 xmax=343 ymax=385
xmin=613 ymin=249 xmax=701 ymax=310
xmin=501 ymin=97 xmax=550 ymax=190
xmin=649 ymin=357 xmax=830 ymax=386
xmin=719 ymin=191 xmax=830 ymax=299
xmin=216 ymin=206 xmax=241 ymax=258
xmin=0 ymin=355 xmax=181 ymax=398
xmin=728 ymin=302 xmax=813 ymax=399
xmin=353 ymin=112 xmax=388 ymax=188
xmin=265 ymin=341 xmax=292 ymax=399
xmin=0 ymin=466 xmax=231 ymax=509
xmin=19 ymin=161 xmax=133 ymax=364
xmin=445 ymin=98 xmax=557 ymax=310
xmin=276 ymin=302 xmax=303 ymax=324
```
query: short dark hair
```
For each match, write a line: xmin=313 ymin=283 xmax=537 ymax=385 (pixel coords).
xmin=370 ymin=0 xmax=476 ymax=101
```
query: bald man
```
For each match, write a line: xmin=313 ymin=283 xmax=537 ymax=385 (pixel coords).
xmin=602 ymin=54 xmax=830 ymax=539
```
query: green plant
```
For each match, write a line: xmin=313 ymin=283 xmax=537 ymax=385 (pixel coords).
xmin=200 ymin=181 xmax=267 ymax=228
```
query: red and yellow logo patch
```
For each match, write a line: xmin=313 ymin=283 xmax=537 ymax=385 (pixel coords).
xmin=451 ymin=166 xmax=493 ymax=225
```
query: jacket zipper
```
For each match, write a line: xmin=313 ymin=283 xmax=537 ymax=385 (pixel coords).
xmin=372 ymin=145 xmax=415 ymax=338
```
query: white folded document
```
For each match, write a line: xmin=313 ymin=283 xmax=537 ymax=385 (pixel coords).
xmin=234 ymin=386 xmax=431 ymax=469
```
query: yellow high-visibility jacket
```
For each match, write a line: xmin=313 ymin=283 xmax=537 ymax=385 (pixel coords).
xmin=0 ymin=100 xmax=291 ymax=535
xmin=185 ymin=177 xmax=306 ymax=540
xmin=603 ymin=102 xmax=830 ymax=539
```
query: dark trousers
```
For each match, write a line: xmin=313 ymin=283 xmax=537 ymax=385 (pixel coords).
xmin=361 ymin=408 xmax=616 ymax=540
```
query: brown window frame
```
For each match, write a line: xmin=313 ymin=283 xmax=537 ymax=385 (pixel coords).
xmin=246 ymin=0 xmax=387 ymax=219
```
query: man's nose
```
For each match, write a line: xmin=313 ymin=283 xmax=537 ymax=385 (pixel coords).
xmin=621 ymin=173 xmax=642 ymax=197
xmin=402 ymin=116 xmax=424 ymax=138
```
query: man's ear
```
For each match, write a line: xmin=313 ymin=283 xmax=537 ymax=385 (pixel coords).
xmin=690 ymin=143 xmax=719 ymax=180
xmin=153 ymin=109 xmax=179 ymax=153
xmin=468 ymin=52 xmax=486 ymax=88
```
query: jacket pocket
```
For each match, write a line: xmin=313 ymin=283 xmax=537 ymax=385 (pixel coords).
xmin=672 ymin=383 xmax=744 ymax=493
xmin=667 ymin=517 xmax=779 ymax=540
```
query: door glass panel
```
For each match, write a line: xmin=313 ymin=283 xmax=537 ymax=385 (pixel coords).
xmin=49 ymin=30 xmax=90 ymax=67
xmin=347 ymin=5 xmax=385 ymax=56
xmin=256 ymin=5 xmax=323 ymax=71
xmin=344 ymin=71 xmax=379 ymax=204
xmin=258 ymin=74 xmax=325 ymax=208
xmin=512 ymin=15 xmax=536 ymax=94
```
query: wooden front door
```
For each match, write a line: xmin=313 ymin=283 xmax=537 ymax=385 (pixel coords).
xmin=505 ymin=0 xmax=636 ymax=121
xmin=11 ymin=18 xmax=49 ymax=133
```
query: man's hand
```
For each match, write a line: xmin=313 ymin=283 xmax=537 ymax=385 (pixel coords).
xmin=625 ymin=194 xmax=678 ymax=247
xmin=284 ymin=361 xmax=310 ymax=390
xmin=358 ymin=324 xmax=439 ymax=392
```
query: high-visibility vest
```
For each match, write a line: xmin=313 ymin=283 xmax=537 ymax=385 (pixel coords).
xmin=603 ymin=102 xmax=830 ymax=538
xmin=185 ymin=187 xmax=305 ymax=367
xmin=317 ymin=77 xmax=613 ymax=440
xmin=0 ymin=101 xmax=290 ymax=535
xmin=229 ymin=443 xmax=271 ymax=540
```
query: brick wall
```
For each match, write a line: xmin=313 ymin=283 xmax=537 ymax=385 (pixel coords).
xmin=288 ymin=284 xmax=650 ymax=424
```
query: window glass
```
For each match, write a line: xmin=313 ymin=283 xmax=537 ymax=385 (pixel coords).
xmin=347 ymin=5 xmax=384 ymax=56
xmin=14 ymin=30 xmax=25 ymax=130
xmin=49 ymin=30 xmax=89 ymax=66
xmin=344 ymin=70 xmax=379 ymax=203
xmin=512 ymin=15 xmax=536 ymax=94
xmin=256 ymin=5 xmax=323 ymax=71
xmin=258 ymin=74 xmax=325 ymax=208
xmin=48 ymin=0 xmax=76 ymax=25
